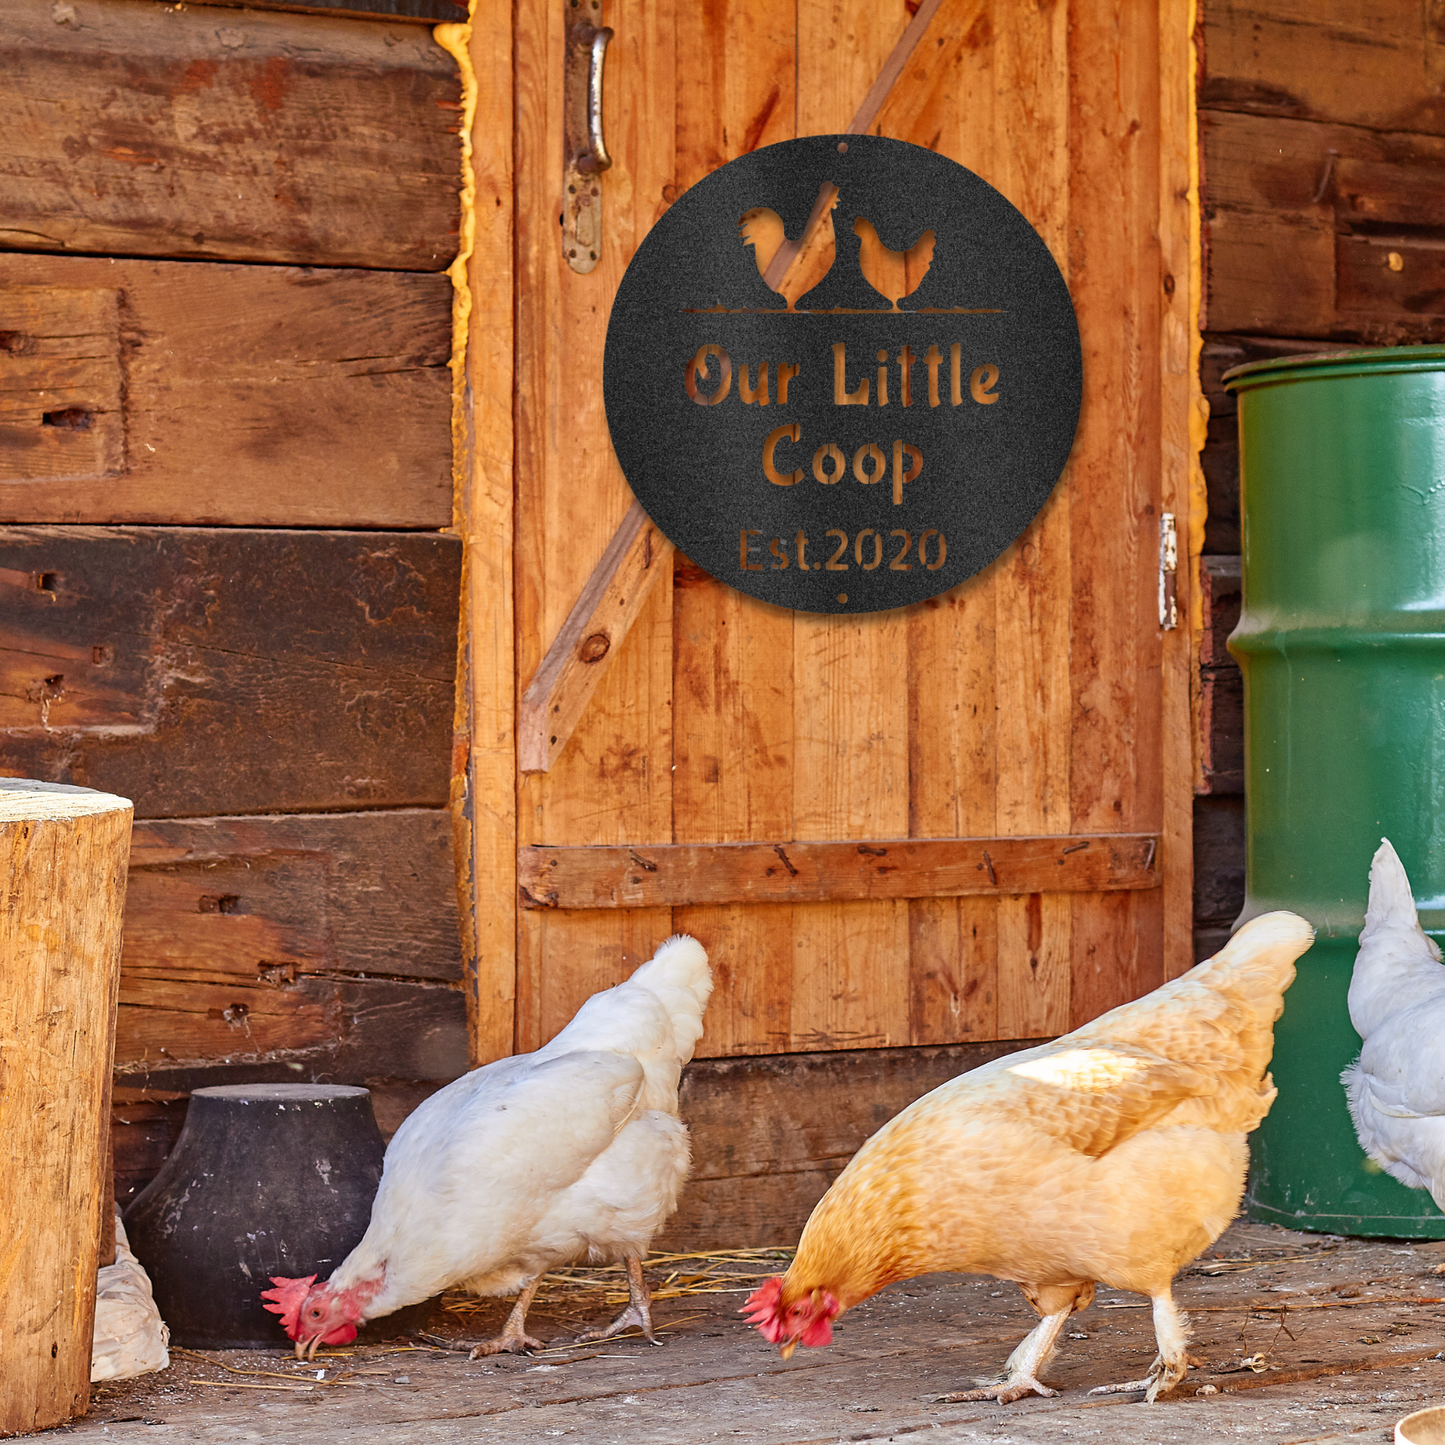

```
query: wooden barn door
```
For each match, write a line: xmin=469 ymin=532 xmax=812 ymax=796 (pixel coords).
xmin=456 ymin=0 xmax=1198 ymax=1065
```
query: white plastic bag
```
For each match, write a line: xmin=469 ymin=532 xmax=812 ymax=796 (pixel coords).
xmin=91 ymin=1212 xmax=170 ymax=1382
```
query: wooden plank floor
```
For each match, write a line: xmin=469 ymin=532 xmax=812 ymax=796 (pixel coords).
xmin=75 ymin=1223 xmax=1445 ymax=1443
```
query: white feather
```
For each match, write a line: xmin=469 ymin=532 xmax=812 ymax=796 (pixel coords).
xmin=329 ymin=935 xmax=711 ymax=1318
xmin=1342 ymin=840 xmax=1445 ymax=1212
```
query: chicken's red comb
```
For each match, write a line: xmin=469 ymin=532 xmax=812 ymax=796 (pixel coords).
xmin=740 ymin=1276 xmax=786 ymax=1342
xmin=261 ymin=1274 xmax=317 ymax=1339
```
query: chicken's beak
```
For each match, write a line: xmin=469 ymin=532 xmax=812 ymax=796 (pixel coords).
xmin=779 ymin=1338 xmax=798 ymax=1361
xmin=294 ymin=1337 xmax=308 ymax=1360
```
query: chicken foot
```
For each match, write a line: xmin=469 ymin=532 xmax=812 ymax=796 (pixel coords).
xmin=574 ymin=1256 xmax=661 ymax=1346
xmin=1087 ymin=1291 xmax=1190 ymax=1402
xmin=467 ymin=1278 xmax=546 ymax=1358
xmin=929 ymin=1307 xmax=1073 ymax=1405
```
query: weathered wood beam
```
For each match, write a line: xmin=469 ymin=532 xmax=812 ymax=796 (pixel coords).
xmin=0 ymin=257 xmax=452 ymax=527
xmin=1200 ymin=109 xmax=1445 ymax=343
xmin=0 ymin=527 xmax=461 ymax=816
xmin=517 ymin=501 xmax=673 ymax=774
xmin=518 ymin=833 xmax=1160 ymax=911
xmin=0 ymin=0 xmax=460 ymax=270
xmin=190 ymin=0 xmax=465 ymax=21
xmin=444 ymin=6 xmax=517 ymax=1065
xmin=125 ymin=811 xmax=462 ymax=982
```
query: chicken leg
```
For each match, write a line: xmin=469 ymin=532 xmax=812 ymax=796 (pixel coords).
xmin=574 ymin=1256 xmax=661 ymax=1345
xmin=930 ymin=1280 xmax=1092 ymax=1405
xmin=467 ymin=1278 xmax=546 ymax=1358
xmin=930 ymin=1307 xmax=1071 ymax=1404
xmin=1087 ymin=1291 xmax=1190 ymax=1402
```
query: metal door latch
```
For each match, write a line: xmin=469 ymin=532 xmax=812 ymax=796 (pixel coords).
xmin=563 ymin=4 xmax=612 ymax=275
xmin=1158 ymin=511 xmax=1179 ymax=630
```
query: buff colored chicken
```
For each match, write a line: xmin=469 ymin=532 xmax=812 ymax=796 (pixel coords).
xmin=739 ymin=182 xmax=840 ymax=310
xmin=852 ymin=215 xmax=936 ymax=310
xmin=745 ymin=912 xmax=1314 ymax=1404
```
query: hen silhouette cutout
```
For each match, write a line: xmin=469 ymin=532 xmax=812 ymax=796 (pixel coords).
xmin=739 ymin=184 xmax=840 ymax=311
xmin=853 ymin=216 xmax=936 ymax=310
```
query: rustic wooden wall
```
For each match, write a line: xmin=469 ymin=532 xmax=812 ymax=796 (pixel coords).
xmin=1193 ymin=0 xmax=1445 ymax=958
xmin=0 ymin=0 xmax=465 ymax=1206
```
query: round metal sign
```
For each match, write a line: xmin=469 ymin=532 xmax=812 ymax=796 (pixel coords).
xmin=603 ymin=135 xmax=1082 ymax=614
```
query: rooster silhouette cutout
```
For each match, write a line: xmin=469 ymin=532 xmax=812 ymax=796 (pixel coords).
xmin=853 ymin=216 xmax=936 ymax=310
xmin=738 ymin=185 xmax=840 ymax=311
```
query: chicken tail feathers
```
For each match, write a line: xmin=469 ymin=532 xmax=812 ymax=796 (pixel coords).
xmin=909 ymin=231 xmax=937 ymax=280
xmin=1363 ymin=838 xmax=1440 ymax=957
xmin=1350 ymin=837 xmax=1445 ymax=1039
xmin=1055 ymin=910 xmax=1310 ymax=1138
xmin=739 ymin=208 xmax=786 ymax=283
xmin=628 ymin=934 xmax=714 ymax=1064
xmin=1201 ymin=910 xmax=1314 ymax=1008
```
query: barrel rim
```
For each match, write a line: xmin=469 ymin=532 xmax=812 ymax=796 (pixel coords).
xmin=1224 ymin=343 xmax=1445 ymax=391
xmin=191 ymin=1082 xmax=372 ymax=1103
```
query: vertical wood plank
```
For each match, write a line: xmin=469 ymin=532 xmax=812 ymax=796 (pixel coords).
xmin=510 ymin=0 xmax=551 ymax=1053
xmin=1162 ymin=0 xmax=1202 ymax=979
xmin=788 ymin=898 xmax=910 ymax=1050
xmin=531 ymin=584 xmax=676 ymax=1044
xmin=788 ymin=605 xmax=911 ymax=1053
xmin=873 ymin=0 xmax=1074 ymax=1044
xmin=789 ymin=1 xmax=913 ymax=1054
xmin=906 ymin=586 xmax=998 ymax=1045
xmin=448 ymin=8 xmax=516 ymax=1066
xmin=787 ymin=608 xmax=911 ymax=1050
xmin=670 ymin=0 xmax=799 ymax=1058
xmin=996 ymin=890 xmax=1071 ymax=1038
xmin=672 ymin=562 xmax=795 ymax=1057
xmin=1065 ymin=0 xmax=1166 ymax=1026
xmin=800 ymin=0 xmax=912 ymax=135
xmin=674 ymin=0 xmax=796 ymax=191
xmin=513 ymin=0 xmax=678 ymax=1050
xmin=908 ymin=894 xmax=999 ymax=1042
xmin=979 ymin=0 xmax=1074 ymax=1042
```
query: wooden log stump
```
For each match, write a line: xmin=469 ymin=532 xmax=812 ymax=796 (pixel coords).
xmin=0 ymin=779 xmax=132 ymax=1436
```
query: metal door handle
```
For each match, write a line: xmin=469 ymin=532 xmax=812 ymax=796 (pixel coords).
xmin=582 ymin=26 xmax=612 ymax=173
xmin=563 ymin=11 xmax=611 ymax=273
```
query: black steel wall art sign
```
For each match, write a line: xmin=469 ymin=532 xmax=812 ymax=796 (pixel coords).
xmin=603 ymin=135 xmax=1082 ymax=614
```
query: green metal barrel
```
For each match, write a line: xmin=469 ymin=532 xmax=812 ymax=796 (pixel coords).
xmin=1226 ymin=345 xmax=1445 ymax=1238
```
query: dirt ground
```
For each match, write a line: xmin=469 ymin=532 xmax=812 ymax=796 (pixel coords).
xmin=58 ymin=1222 xmax=1445 ymax=1445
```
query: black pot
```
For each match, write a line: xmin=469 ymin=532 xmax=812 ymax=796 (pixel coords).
xmin=123 ymin=1083 xmax=434 ymax=1349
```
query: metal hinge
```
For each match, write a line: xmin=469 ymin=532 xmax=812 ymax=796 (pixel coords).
xmin=1158 ymin=512 xmax=1179 ymax=630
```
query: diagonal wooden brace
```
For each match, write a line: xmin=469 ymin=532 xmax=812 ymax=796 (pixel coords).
xmin=518 ymin=500 xmax=673 ymax=773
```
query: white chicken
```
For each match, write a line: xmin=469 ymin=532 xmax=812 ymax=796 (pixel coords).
xmin=1343 ymin=839 xmax=1445 ymax=1213
xmin=262 ymin=935 xmax=712 ymax=1356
